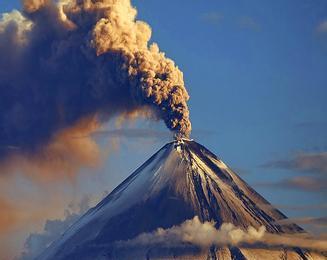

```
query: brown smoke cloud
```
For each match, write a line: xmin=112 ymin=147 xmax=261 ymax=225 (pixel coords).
xmin=0 ymin=0 xmax=191 ymax=175
xmin=0 ymin=175 xmax=103 ymax=260
xmin=1 ymin=116 xmax=101 ymax=181
xmin=20 ymin=194 xmax=94 ymax=260
xmin=0 ymin=192 xmax=64 ymax=259
xmin=0 ymin=197 xmax=22 ymax=233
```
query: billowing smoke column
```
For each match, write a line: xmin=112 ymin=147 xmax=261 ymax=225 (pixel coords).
xmin=0 ymin=0 xmax=191 ymax=164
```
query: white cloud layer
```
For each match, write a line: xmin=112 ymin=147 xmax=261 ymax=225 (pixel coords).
xmin=118 ymin=216 xmax=327 ymax=251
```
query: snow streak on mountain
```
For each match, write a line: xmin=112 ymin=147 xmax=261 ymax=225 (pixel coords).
xmin=39 ymin=140 xmax=326 ymax=259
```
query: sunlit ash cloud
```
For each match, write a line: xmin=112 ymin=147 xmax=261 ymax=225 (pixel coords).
xmin=0 ymin=0 xmax=191 ymax=176
xmin=0 ymin=1 xmax=192 ymax=258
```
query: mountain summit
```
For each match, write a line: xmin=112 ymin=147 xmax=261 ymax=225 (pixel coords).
xmin=40 ymin=140 xmax=325 ymax=259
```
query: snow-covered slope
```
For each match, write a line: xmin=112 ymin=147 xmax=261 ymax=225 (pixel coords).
xmin=39 ymin=140 xmax=324 ymax=260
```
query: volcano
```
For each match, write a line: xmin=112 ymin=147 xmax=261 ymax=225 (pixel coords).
xmin=39 ymin=140 xmax=325 ymax=259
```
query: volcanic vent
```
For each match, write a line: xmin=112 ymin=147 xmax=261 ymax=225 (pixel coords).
xmin=39 ymin=139 xmax=325 ymax=259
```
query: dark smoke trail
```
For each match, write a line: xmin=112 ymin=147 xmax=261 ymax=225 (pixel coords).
xmin=0 ymin=0 xmax=191 ymax=171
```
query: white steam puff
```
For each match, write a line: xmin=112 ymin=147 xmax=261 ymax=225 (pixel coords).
xmin=118 ymin=216 xmax=327 ymax=251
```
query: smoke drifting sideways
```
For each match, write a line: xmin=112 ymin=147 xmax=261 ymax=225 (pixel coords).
xmin=0 ymin=0 xmax=191 ymax=176
xmin=118 ymin=216 xmax=327 ymax=252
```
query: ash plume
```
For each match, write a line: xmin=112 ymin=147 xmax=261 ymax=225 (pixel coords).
xmin=0 ymin=0 xmax=191 ymax=173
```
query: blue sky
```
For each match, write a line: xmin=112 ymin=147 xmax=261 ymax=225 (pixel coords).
xmin=1 ymin=0 xmax=326 ymax=256
xmin=130 ymin=0 xmax=327 ymax=213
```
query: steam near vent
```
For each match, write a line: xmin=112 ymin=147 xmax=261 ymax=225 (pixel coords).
xmin=0 ymin=0 xmax=191 ymax=171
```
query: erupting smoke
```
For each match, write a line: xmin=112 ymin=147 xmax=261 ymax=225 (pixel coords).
xmin=0 ymin=0 xmax=191 ymax=172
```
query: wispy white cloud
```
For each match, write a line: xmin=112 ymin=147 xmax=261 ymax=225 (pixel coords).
xmin=261 ymin=152 xmax=327 ymax=193
xmin=281 ymin=176 xmax=326 ymax=192
xmin=82 ymin=128 xmax=171 ymax=140
xmin=201 ymin=12 xmax=224 ymax=26
xmin=238 ymin=16 xmax=261 ymax=31
xmin=263 ymin=152 xmax=327 ymax=175
xmin=262 ymin=203 xmax=327 ymax=212
xmin=276 ymin=216 xmax=327 ymax=228
xmin=256 ymin=176 xmax=327 ymax=193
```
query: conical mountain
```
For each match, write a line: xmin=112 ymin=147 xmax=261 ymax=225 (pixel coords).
xmin=39 ymin=140 xmax=324 ymax=260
